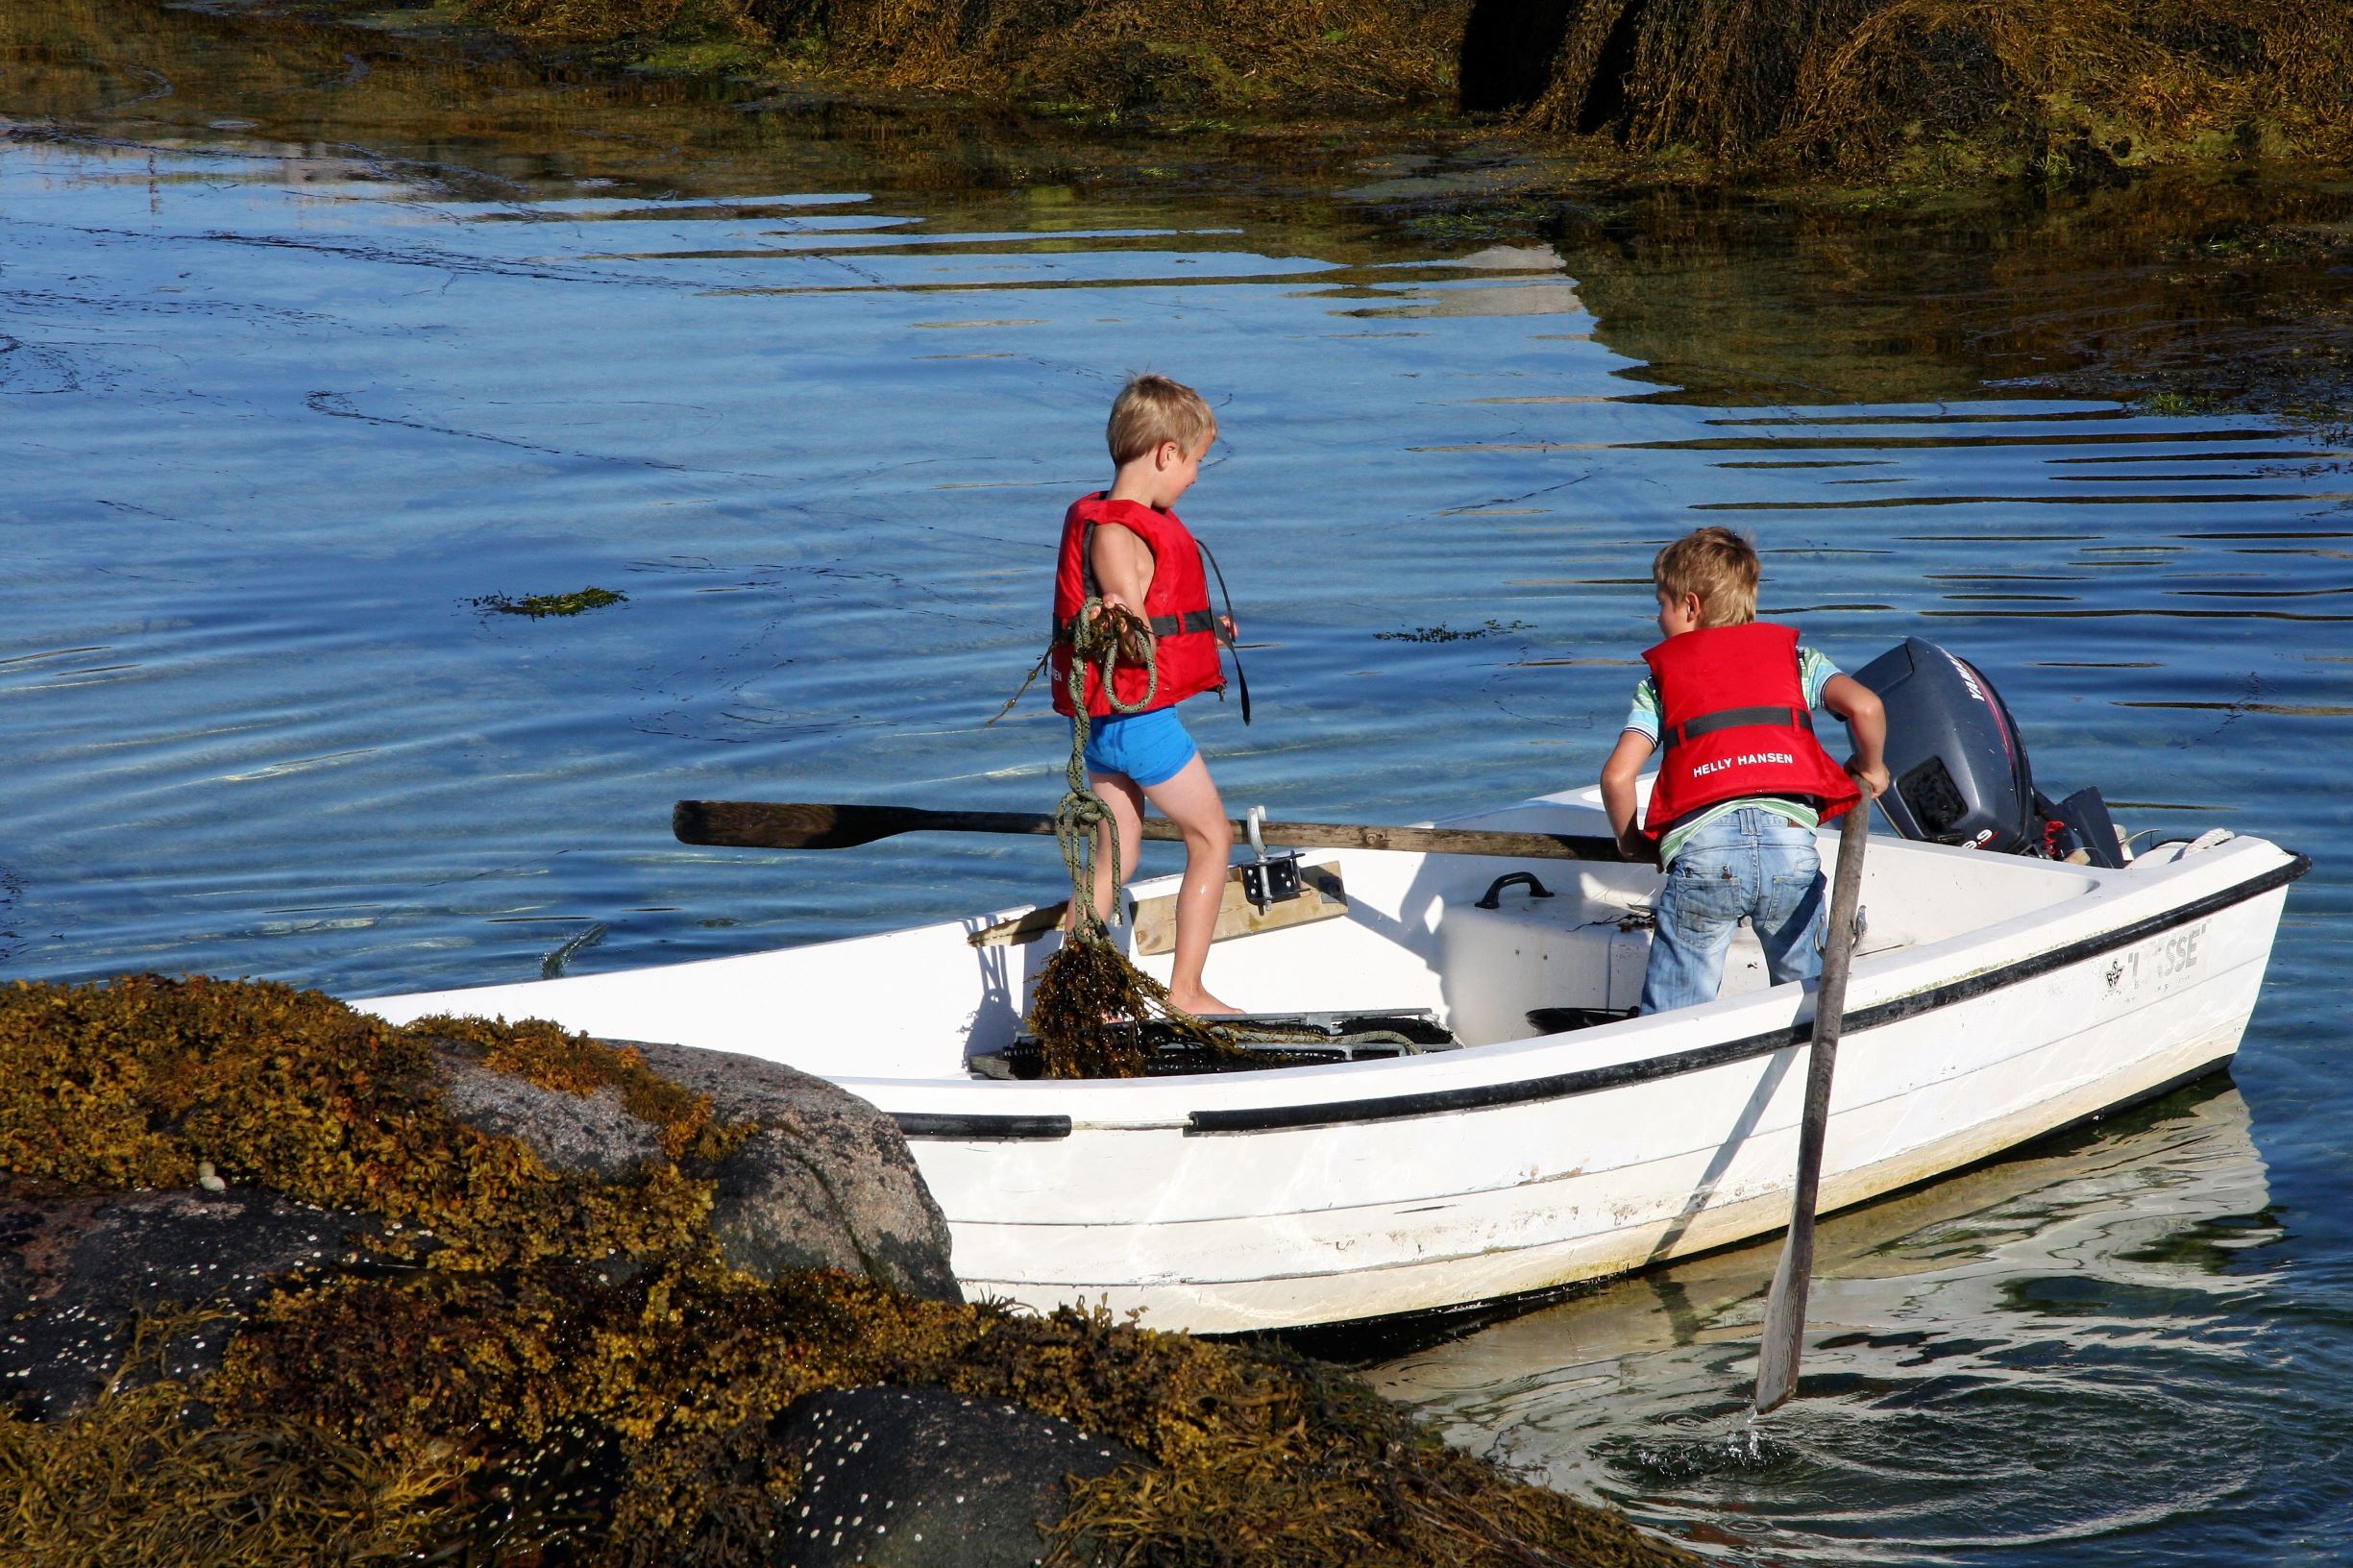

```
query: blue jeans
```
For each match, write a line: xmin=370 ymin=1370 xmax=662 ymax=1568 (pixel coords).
xmin=1640 ymin=807 xmax=1826 ymax=1015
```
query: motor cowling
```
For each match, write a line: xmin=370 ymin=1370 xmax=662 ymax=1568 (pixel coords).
xmin=1851 ymin=637 xmax=2040 ymax=854
xmin=1851 ymin=637 xmax=2130 ymax=868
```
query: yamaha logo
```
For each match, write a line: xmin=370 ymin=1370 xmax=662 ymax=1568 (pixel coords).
xmin=1943 ymin=650 xmax=1989 ymax=705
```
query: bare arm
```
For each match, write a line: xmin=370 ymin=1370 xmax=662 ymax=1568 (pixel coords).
xmin=1087 ymin=522 xmax=1154 ymax=615
xmin=1599 ymin=730 xmax=1658 ymax=863
xmin=1822 ymin=673 xmax=1890 ymax=797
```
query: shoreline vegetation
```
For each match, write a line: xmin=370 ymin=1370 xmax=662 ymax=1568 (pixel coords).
xmin=424 ymin=0 xmax=2353 ymax=187
xmin=0 ymin=975 xmax=1700 ymax=1567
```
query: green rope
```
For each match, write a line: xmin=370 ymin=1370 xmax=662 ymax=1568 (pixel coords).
xmin=1017 ymin=602 xmax=1425 ymax=1076
xmin=1024 ymin=600 xmax=1239 ymax=1079
xmin=1056 ymin=598 xmax=1157 ymax=942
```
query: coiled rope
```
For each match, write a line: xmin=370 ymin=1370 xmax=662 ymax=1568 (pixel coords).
xmin=1017 ymin=600 xmax=1244 ymax=1078
xmin=1009 ymin=601 xmax=1428 ymax=1076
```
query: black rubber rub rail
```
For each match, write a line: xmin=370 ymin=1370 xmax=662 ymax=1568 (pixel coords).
xmin=1184 ymin=852 xmax=2310 ymax=1137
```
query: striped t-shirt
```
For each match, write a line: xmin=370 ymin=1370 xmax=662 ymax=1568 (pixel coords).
xmin=1626 ymin=647 xmax=1842 ymax=868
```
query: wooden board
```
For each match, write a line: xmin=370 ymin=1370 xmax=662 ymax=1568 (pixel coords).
xmin=967 ymin=864 xmax=1349 ymax=951
xmin=1132 ymin=862 xmax=1347 ymax=957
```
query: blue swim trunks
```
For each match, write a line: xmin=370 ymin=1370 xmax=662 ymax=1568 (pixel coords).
xmin=1080 ymin=706 xmax=1198 ymax=788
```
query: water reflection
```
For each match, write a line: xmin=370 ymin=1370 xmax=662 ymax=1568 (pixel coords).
xmin=1372 ymin=1086 xmax=2299 ymax=1562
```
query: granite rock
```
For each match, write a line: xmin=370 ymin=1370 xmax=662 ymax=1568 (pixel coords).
xmin=421 ymin=1035 xmax=959 ymax=1302
xmin=432 ymin=1041 xmax=665 ymax=1181
xmin=629 ymin=1040 xmax=961 ymax=1303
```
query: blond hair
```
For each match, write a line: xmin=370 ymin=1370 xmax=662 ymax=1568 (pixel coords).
xmin=1653 ymin=527 xmax=1759 ymax=625
xmin=1106 ymin=374 xmax=1216 ymax=465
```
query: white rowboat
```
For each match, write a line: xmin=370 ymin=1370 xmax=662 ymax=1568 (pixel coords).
xmin=361 ymin=787 xmax=2306 ymax=1335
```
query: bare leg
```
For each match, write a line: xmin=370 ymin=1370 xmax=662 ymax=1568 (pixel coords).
xmin=1139 ymin=755 xmax=1238 ymax=1016
xmin=1083 ymin=770 xmax=1145 ymax=926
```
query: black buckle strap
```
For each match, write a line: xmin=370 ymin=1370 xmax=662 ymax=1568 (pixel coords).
xmin=1196 ymin=539 xmax=1249 ymax=726
xmin=1053 ymin=607 xmax=1216 ymax=639
xmin=1661 ymin=704 xmax=1812 ymax=750
xmin=1156 ymin=608 xmax=1218 ymax=637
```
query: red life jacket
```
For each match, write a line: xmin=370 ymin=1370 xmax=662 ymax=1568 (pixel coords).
xmin=1640 ymin=622 xmax=1860 ymax=839
xmin=1049 ymin=493 xmax=1227 ymax=718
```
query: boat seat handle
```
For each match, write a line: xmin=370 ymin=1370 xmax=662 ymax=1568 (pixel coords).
xmin=1476 ymin=871 xmax=1556 ymax=910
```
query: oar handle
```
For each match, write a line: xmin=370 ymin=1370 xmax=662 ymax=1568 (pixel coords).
xmin=673 ymin=800 xmax=1619 ymax=861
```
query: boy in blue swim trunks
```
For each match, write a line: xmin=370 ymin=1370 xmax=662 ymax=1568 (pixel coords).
xmin=1049 ymin=375 xmax=1239 ymax=1016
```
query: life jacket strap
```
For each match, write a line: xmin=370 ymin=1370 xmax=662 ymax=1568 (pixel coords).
xmin=1054 ymin=608 xmax=1216 ymax=639
xmin=1196 ymin=539 xmax=1249 ymax=726
xmin=1660 ymin=704 xmax=1813 ymax=750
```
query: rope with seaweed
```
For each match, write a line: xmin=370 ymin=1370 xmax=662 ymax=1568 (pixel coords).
xmin=1019 ymin=598 xmax=1246 ymax=1077
xmin=1018 ymin=603 xmax=1434 ymax=1076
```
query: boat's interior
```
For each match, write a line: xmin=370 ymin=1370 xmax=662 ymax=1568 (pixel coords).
xmin=364 ymin=792 xmax=2120 ymax=1083
xmin=912 ymin=792 xmax=2108 ymax=1080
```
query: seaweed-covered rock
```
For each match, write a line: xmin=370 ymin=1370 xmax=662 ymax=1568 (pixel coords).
xmin=772 ymin=1386 xmax=1140 ymax=1567
xmin=414 ymin=1019 xmax=959 ymax=1299
xmin=0 ymin=1187 xmax=375 ymax=1420
xmin=0 ymin=977 xmax=1699 ymax=1568
xmin=433 ymin=1042 xmax=668 ymax=1182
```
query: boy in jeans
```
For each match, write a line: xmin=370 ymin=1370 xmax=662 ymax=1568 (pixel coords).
xmin=1599 ymin=527 xmax=1890 ymax=1015
xmin=1050 ymin=374 xmax=1239 ymax=1016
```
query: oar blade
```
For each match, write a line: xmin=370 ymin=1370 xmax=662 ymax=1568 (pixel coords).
xmin=674 ymin=800 xmax=901 ymax=850
xmin=1753 ymin=1225 xmax=1815 ymax=1413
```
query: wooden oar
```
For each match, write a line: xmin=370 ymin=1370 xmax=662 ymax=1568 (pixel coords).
xmin=1754 ymin=794 xmax=1873 ymax=1414
xmin=674 ymin=800 xmax=1618 ymax=861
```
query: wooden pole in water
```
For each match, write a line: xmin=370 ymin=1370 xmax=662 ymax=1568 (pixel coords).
xmin=1754 ymin=795 xmax=1873 ymax=1414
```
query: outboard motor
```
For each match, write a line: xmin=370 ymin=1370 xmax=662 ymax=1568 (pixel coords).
xmin=1851 ymin=637 xmax=2127 ymax=868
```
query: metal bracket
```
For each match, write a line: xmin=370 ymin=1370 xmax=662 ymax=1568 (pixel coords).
xmin=1238 ymin=804 xmax=1303 ymax=914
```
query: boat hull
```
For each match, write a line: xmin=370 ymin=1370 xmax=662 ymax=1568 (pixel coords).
xmin=915 ymin=882 xmax=2286 ymax=1332
xmin=360 ymin=799 xmax=2304 ymax=1336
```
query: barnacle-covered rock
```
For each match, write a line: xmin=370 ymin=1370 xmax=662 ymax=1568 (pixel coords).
xmin=0 ymin=975 xmax=1697 ymax=1568
xmin=0 ymin=1187 xmax=376 ymax=1420
xmin=772 ymin=1385 xmax=1140 ymax=1567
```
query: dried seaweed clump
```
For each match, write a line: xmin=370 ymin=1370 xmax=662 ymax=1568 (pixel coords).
xmin=752 ymin=0 xmax=1466 ymax=114
xmin=458 ymin=0 xmax=763 ymax=49
xmin=1513 ymin=0 xmax=2353 ymax=178
xmin=1 ymin=976 xmax=1694 ymax=1568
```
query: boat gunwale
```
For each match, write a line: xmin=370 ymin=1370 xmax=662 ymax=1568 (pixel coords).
xmin=895 ymin=846 xmax=2308 ymax=1141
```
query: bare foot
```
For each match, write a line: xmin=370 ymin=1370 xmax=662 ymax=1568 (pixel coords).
xmin=1167 ymin=989 xmax=1242 ymax=1017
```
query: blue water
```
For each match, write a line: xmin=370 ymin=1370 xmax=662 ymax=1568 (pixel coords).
xmin=5 ymin=7 xmax=2350 ymax=1560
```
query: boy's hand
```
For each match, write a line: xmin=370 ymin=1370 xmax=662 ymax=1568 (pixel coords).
xmin=1848 ymin=756 xmax=1891 ymax=798
xmin=1615 ymin=826 xmax=1656 ymax=866
xmin=1217 ymin=613 xmax=1238 ymax=644
xmin=1081 ymin=597 xmax=1153 ymax=664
